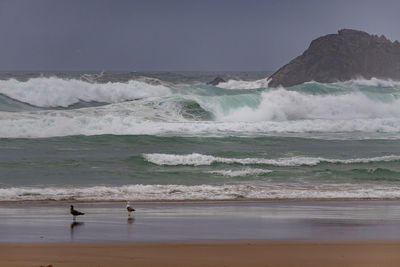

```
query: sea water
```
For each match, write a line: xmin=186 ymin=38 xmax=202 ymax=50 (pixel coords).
xmin=1 ymin=72 xmax=400 ymax=201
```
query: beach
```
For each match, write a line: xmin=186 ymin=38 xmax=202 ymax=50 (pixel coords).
xmin=2 ymin=240 xmax=400 ymax=267
xmin=1 ymin=200 xmax=400 ymax=266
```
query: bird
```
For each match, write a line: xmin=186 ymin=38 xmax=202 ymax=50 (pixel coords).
xmin=126 ymin=201 xmax=135 ymax=216
xmin=70 ymin=205 xmax=85 ymax=221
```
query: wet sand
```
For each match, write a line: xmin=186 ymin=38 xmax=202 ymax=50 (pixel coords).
xmin=1 ymin=200 xmax=400 ymax=242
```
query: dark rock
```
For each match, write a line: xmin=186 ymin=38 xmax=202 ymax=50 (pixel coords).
xmin=268 ymin=29 xmax=400 ymax=87
xmin=207 ymin=76 xmax=226 ymax=86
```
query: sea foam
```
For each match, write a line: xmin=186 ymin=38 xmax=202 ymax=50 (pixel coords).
xmin=217 ymin=78 xmax=270 ymax=89
xmin=2 ymin=112 xmax=400 ymax=138
xmin=2 ymin=78 xmax=400 ymax=138
xmin=215 ymin=89 xmax=400 ymax=122
xmin=143 ymin=153 xmax=400 ymax=166
xmin=0 ymin=77 xmax=172 ymax=107
xmin=2 ymin=183 xmax=400 ymax=201
xmin=207 ymin=168 xmax=273 ymax=177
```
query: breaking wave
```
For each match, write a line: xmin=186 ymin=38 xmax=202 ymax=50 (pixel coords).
xmin=143 ymin=153 xmax=400 ymax=166
xmin=217 ymin=78 xmax=270 ymax=89
xmin=213 ymin=89 xmax=400 ymax=122
xmin=2 ymin=183 xmax=400 ymax=201
xmin=2 ymin=114 xmax=400 ymax=138
xmin=1 ymin=77 xmax=400 ymax=138
xmin=0 ymin=77 xmax=172 ymax=107
xmin=207 ymin=168 xmax=273 ymax=177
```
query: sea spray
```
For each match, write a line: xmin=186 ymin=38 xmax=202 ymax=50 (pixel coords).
xmin=217 ymin=78 xmax=270 ymax=89
xmin=0 ymin=77 xmax=172 ymax=107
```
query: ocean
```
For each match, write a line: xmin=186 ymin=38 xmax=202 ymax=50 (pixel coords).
xmin=1 ymin=71 xmax=400 ymax=201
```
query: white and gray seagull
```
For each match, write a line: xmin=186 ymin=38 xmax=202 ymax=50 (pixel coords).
xmin=126 ymin=201 xmax=136 ymax=216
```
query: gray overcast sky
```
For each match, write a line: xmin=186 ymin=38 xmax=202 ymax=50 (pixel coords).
xmin=0 ymin=0 xmax=399 ymax=71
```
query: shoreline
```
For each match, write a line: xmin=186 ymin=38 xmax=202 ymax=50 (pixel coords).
xmin=2 ymin=197 xmax=400 ymax=205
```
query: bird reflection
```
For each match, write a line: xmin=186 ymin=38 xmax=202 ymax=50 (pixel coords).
xmin=127 ymin=217 xmax=135 ymax=224
xmin=71 ymin=221 xmax=84 ymax=229
xmin=70 ymin=221 xmax=84 ymax=241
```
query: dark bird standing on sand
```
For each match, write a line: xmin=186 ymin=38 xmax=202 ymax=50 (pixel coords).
xmin=126 ymin=201 xmax=135 ymax=216
xmin=70 ymin=205 xmax=85 ymax=221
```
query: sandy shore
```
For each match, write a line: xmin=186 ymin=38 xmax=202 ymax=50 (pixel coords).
xmin=1 ymin=201 xmax=400 ymax=266
xmin=1 ymin=240 xmax=400 ymax=267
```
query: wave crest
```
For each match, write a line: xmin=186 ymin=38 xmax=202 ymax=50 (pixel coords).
xmin=216 ymin=89 xmax=400 ymax=122
xmin=217 ymin=78 xmax=270 ymax=89
xmin=2 ymin=77 xmax=400 ymax=138
xmin=143 ymin=153 xmax=400 ymax=166
xmin=0 ymin=77 xmax=172 ymax=107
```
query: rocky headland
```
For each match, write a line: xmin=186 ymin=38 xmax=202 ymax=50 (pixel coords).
xmin=268 ymin=29 xmax=400 ymax=87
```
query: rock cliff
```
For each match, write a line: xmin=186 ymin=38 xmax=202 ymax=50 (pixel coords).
xmin=268 ymin=29 xmax=400 ymax=87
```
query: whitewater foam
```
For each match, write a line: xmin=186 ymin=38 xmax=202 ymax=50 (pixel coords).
xmin=0 ymin=77 xmax=172 ymax=107
xmin=218 ymin=89 xmax=400 ymax=122
xmin=2 ymin=183 xmax=400 ymax=201
xmin=207 ymin=168 xmax=273 ymax=177
xmin=2 ymin=111 xmax=400 ymax=138
xmin=351 ymin=77 xmax=400 ymax=88
xmin=217 ymin=78 xmax=270 ymax=89
xmin=1 ymin=112 xmax=400 ymax=138
xmin=2 ymin=78 xmax=400 ymax=138
xmin=143 ymin=153 xmax=400 ymax=166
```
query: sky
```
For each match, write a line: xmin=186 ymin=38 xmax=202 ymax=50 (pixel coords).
xmin=0 ymin=0 xmax=399 ymax=71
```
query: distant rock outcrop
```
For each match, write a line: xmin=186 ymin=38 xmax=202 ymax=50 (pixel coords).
xmin=207 ymin=76 xmax=226 ymax=86
xmin=268 ymin=29 xmax=400 ymax=87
